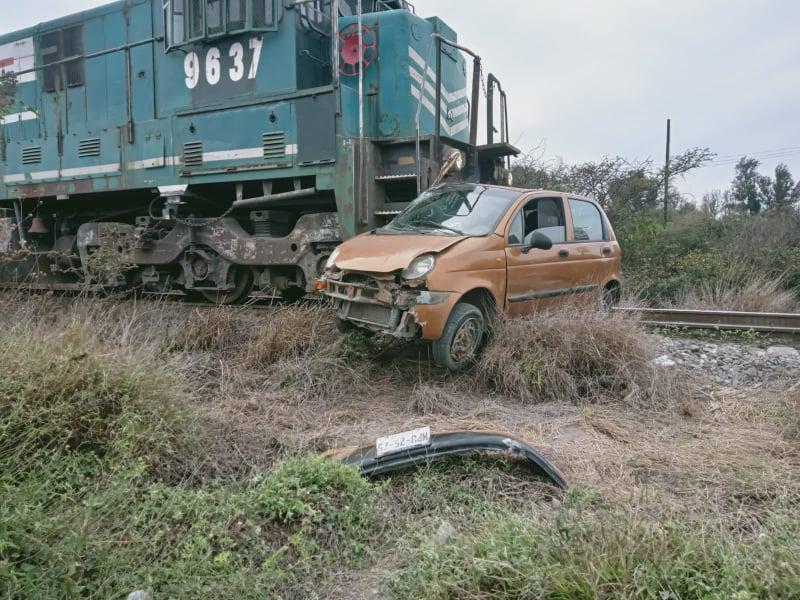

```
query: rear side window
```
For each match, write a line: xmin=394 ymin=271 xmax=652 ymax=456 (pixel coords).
xmin=569 ymin=199 xmax=605 ymax=242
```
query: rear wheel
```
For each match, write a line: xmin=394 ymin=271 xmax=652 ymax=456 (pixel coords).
xmin=598 ymin=284 xmax=620 ymax=312
xmin=198 ymin=266 xmax=254 ymax=305
xmin=432 ymin=302 xmax=486 ymax=371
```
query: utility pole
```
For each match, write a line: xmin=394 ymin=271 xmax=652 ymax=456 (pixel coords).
xmin=664 ymin=118 xmax=671 ymax=225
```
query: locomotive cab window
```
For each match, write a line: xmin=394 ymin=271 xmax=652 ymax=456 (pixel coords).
xmin=165 ymin=0 xmax=279 ymax=49
xmin=228 ymin=0 xmax=247 ymax=32
xmin=41 ymin=26 xmax=85 ymax=92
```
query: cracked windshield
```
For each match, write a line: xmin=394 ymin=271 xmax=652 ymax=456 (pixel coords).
xmin=383 ymin=184 xmax=521 ymax=236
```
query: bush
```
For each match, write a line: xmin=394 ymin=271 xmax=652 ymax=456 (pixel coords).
xmin=618 ymin=208 xmax=800 ymax=306
xmin=0 ymin=327 xmax=199 ymax=480
xmin=477 ymin=306 xmax=661 ymax=404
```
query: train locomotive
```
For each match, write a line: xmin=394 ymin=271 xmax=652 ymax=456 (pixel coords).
xmin=0 ymin=0 xmax=517 ymax=302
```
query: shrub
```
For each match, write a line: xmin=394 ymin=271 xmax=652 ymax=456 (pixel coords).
xmin=477 ymin=306 xmax=661 ymax=404
xmin=0 ymin=327 xmax=199 ymax=480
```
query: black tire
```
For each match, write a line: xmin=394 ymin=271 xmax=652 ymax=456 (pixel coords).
xmin=598 ymin=285 xmax=619 ymax=312
xmin=432 ymin=302 xmax=486 ymax=371
xmin=335 ymin=315 xmax=356 ymax=334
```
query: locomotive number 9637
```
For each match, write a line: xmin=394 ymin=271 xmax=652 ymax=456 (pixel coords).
xmin=184 ymin=37 xmax=264 ymax=89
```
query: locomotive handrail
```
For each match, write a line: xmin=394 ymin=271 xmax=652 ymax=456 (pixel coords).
xmin=8 ymin=37 xmax=163 ymax=78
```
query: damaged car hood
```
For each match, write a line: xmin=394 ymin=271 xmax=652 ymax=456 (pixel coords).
xmin=334 ymin=233 xmax=467 ymax=274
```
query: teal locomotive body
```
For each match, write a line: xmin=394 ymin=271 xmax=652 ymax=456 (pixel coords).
xmin=0 ymin=0 xmax=515 ymax=301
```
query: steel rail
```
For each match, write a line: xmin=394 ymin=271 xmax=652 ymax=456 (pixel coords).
xmin=614 ymin=307 xmax=800 ymax=335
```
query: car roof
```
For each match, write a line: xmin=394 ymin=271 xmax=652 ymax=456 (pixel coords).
xmin=476 ymin=184 xmax=598 ymax=205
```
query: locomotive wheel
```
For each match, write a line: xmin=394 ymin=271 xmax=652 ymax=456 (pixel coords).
xmin=198 ymin=266 xmax=254 ymax=305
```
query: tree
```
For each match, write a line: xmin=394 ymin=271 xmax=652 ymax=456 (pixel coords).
xmin=0 ymin=72 xmax=16 ymax=118
xmin=730 ymin=157 xmax=763 ymax=215
xmin=701 ymin=189 xmax=728 ymax=219
xmin=511 ymin=146 xmax=713 ymax=221
xmin=771 ymin=163 xmax=796 ymax=209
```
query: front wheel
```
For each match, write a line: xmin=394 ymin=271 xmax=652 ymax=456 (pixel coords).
xmin=431 ymin=302 xmax=486 ymax=371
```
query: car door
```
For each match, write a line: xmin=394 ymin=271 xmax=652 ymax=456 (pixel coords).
xmin=564 ymin=198 xmax=619 ymax=293
xmin=504 ymin=195 xmax=575 ymax=316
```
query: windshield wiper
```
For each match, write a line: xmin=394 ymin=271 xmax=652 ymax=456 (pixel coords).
xmin=407 ymin=219 xmax=464 ymax=235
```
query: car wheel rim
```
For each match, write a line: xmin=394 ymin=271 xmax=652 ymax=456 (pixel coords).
xmin=450 ymin=317 xmax=482 ymax=364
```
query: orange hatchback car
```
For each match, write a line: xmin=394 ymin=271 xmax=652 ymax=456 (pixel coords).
xmin=321 ymin=183 xmax=622 ymax=370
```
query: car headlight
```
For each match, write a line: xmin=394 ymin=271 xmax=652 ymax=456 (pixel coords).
xmin=402 ymin=254 xmax=436 ymax=280
xmin=325 ymin=248 xmax=340 ymax=270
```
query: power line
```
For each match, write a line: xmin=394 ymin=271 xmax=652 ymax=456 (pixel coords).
xmin=712 ymin=145 xmax=800 ymax=160
xmin=700 ymin=149 xmax=800 ymax=169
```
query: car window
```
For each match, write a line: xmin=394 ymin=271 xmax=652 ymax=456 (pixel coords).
xmin=508 ymin=211 xmax=524 ymax=245
xmin=569 ymin=199 xmax=605 ymax=242
xmin=521 ymin=197 xmax=566 ymax=244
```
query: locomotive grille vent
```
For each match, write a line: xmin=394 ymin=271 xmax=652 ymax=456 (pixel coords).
xmin=182 ymin=141 xmax=204 ymax=168
xmin=22 ymin=146 xmax=42 ymax=165
xmin=262 ymin=132 xmax=285 ymax=160
xmin=78 ymin=138 xmax=100 ymax=158
xmin=78 ymin=138 xmax=101 ymax=158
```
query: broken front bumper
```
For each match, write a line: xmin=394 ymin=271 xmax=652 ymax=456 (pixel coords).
xmin=323 ymin=274 xmax=452 ymax=339
xmin=329 ymin=431 xmax=567 ymax=490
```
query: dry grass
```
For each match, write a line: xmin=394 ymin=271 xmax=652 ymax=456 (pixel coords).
xmin=2 ymin=291 xmax=796 ymax=507
xmin=477 ymin=304 xmax=675 ymax=405
xmin=678 ymin=272 xmax=798 ymax=313
xmin=5 ymin=291 xmax=800 ymax=598
xmin=408 ymin=383 xmax=463 ymax=416
xmin=240 ymin=304 xmax=337 ymax=368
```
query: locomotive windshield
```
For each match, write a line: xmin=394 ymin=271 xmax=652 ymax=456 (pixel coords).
xmin=164 ymin=0 xmax=280 ymax=49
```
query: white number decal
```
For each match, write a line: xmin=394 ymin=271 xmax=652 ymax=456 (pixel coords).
xmin=229 ymin=42 xmax=245 ymax=82
xmin=184 ymin=52 xmax=200 ymax=89
xmin=248 ymin=37 xmax=263 ymax=80
xmin=184 ymin=39 xmax=263 ymax=89
xmin=206 ymin=47 xmax=221 ymax=85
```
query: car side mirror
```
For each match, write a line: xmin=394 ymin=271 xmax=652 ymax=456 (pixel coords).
xmin=522 ymin=231 xmax=553 ymax=253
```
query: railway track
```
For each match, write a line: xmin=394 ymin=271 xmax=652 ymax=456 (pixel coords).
xmin=614 ymin=307 xmax=800 ymax=335
xmin=5 ymin=286 xmax=800 ymax=335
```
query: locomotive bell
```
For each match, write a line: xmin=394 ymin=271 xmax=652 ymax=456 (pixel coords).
xmin=28 ymin=217 xmax=50 ymax=235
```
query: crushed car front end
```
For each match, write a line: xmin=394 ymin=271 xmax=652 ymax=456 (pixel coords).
xmin=322 ymin=269 xmax=455 ymax=340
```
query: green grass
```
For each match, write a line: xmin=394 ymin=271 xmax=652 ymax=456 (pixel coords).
xmin=387 ymin=490 xmax=800 ymax=600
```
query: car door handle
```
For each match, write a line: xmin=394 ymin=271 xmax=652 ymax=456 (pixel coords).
xmin=602 ymin=246 xmax=612 ymax=256
xmin=559 ymin=249 xmax=570 ymax=258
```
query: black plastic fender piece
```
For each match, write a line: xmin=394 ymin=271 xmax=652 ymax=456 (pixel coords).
xmin=338 ymin=431 xmax=567 ymax=490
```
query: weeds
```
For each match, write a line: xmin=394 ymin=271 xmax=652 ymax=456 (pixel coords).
xmin=678 ymin=272 xmax=798 ymax=313
xmin=387 ymin=494 xmax=800 ymax=600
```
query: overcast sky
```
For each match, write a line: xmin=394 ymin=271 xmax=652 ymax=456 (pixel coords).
xmin=4 ymin=0 xmax=799 ymax=201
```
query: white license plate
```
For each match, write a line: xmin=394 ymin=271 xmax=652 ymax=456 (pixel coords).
xmin=376 ymin=427 xmax=432 ymax=458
